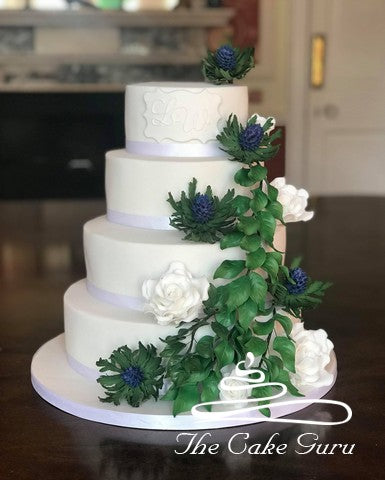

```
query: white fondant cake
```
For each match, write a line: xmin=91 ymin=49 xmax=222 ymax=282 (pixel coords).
xmin=63 ymin=81 xmax=286 ymax=380
xmin=31 ymin=62 xmax=337 ymax=429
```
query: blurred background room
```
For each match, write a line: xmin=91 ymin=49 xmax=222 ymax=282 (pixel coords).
xmin=0 ymin=0 xmax=384 ymax=337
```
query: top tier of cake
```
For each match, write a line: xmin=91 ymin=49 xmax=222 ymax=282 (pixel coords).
xmin=124 ymin=82 xmax=248 ymax=157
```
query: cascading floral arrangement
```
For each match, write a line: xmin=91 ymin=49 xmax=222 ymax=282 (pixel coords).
xmin=96 ymin=45 xmax=332 ymax=416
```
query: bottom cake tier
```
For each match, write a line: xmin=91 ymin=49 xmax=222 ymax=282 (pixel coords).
xmin=64 ymin=279 xmax=211 ymax=375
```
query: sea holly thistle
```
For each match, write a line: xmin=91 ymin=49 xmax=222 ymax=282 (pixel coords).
xmin=217 ymin=114 xmax=281 ymax=164
xmin=271 ymin=259 xmax=332 ymax=318
xmin=167 ymin=178 xmax=236 ymax=243
xmin=202 ymin=45 xmax=255 ymax=85
xmin=96 ymin=343 xmax=164 ymax=407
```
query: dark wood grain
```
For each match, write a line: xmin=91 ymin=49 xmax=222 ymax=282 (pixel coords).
xmin=0 ymin=197 xmax=384 ymax=480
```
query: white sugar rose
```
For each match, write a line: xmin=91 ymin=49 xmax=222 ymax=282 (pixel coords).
xmin=270 ymin=177 xmax=314 ymax=223
xmin=142 ymin=262 xmax=209 ymax=326
xmin=219 ymin=367 xmax=253 ymax=407
xmin=290 ymin=322 xmax=334 ymax=394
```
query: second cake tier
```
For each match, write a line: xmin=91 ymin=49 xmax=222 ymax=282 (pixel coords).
xmin=105 ymin=149 xmax=248 ymax=226
xmin=84 ymin=216 xmax=286 ymax=308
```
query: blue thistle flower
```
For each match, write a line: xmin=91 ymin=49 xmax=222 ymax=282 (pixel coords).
xmin=215 ymin=45 xmax=236 ymax=71
xmin=191 ymin=194 xmax=215 ymax=223
xmin=286 ymin=267 xmax=308 ymax=295
xmin=121 ymin=366 xmax=144 ymax=388
xmin=239 ymin=124 xmax=264 ymax=150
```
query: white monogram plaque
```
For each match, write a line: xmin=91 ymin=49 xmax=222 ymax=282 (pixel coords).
xmin=143 ymin=89 xmax=222 ymax=143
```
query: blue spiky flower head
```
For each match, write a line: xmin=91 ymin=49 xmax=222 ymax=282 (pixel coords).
xmin=96 ymin=343 xmax=164 ymax=407
xmin=239 ymin=124 xmax=264 ymax=151
xmin=121 ymin=366 xmax=144 ymax=388
xmin=286 ymin=267 xmax=308 ymax=295
xmin=215 ymin=45 xmax=237 ymax=71
xmin=191 ymin=194 xmax=215 ymax=223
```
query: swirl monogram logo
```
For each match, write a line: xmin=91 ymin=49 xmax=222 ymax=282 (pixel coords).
xmin=151 ymin=97 xmax=209 ymax=133
xmin=144 ymin=89 xmax=222 ymax=143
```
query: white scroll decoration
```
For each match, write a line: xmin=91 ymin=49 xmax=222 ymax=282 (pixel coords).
xmin=191 ymin=353 xmax=352 ymax=426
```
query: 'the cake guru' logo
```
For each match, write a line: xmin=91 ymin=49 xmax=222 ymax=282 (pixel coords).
xmin=174 ymin=352 xmax=353 ymax=456
xmin=173 ymin=352 xmax=353 ymax=456
xmin=143 ymin=89 xmax=221 ymax=142
xmin=174 ymin=431 xmax=355 ymax=456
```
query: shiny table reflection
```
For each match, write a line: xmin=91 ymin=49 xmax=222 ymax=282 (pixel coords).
xmin=0 ymin=197 xmax=384 ymax=480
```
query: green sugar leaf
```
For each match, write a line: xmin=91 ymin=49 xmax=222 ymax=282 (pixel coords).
xmin=216 ymin=309 xmax=236 ymax=327
xmin=184 ymin=370 xmax=210 ymax=384
xmin=273 ymin=313 xmax=293 ymax=336
xmin=248 ymin=165 xmax=268 ymax=182
xmin=249 ymin=272 xmax=268 ymax=305
xmin=246 ymin=247 xmax=267 ymax=270
xmin=269 ymin=251 xmax=283 ymax=264
xmin=226 ymin=275 xmax=251 ymax=311
xmin=273 ymin=336 xmax=296 ymax=373
xmin=262 ymin=254 xmax=279 ymax=280
xmin=259 ymin=407 xmax=271 ymax=418
xmin=267 ymin=184 xmax=279 ymax=201
xmin=232 ymin=195 xmax=251 ymax=216
xmin=257 ymin=210 xmax=276 ymax=243
xmin=214 ymin=340 xmax=235 ymax=369
xmin=290 ymin=257 xmax=302 ymax=269
xmin=251 ymin=384 xmax=272 ymax=399
xmin=276 ymin=369 xmax=303 ymax=397
xmin=201 ymin=372 xmax=220 ymax=405
xmin=238 ymin=298 xmax=259 ymax=330
xmin=266 ymin=200 xmax=284 ymax=222
xmin=240 ymin=234 xmax=261 ymax=252
xmin=195 ymin=335 xmax=214 ymax=358
xmin=262 ymin=117 xmax=274 ymax=133
xmin=306 ymin=280 xmax=326 ymax=294
xmin=238 ymin=216 xmax=259 ymax=235
xmin=173 ymin=384 xmax=200 ymax=416
xmin=220 ymin=231 xmax=244 ymax=249
xmin=211 ymin=321 xmax=229 ymax=340
xmin=161 ymin=385 xmax=178 ymax=401
xmin=263 ymin=355 xmax=283 ymax=381
xmin=250 ymin=189 xmax=268 ymax=213
xmin=245 ymin=336 xmax=267 ymax=357
xmin=234 ymin=168 xmax=256 ymax=187
xmin=213 ymin=259 xmax=245 ymax=279
xmin=253 ymin=318 xmax=274 ymax=335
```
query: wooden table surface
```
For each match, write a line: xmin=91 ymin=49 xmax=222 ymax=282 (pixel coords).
xmin=0 ymin=197 xmax=384 ymax=480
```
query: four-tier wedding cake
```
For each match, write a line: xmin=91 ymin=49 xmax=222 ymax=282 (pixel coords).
xmin=32 ymin=46 xmax=336 ymax=429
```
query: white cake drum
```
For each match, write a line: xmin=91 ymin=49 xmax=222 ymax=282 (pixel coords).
xmin=105 ymin=149 xmax=249 ymax=225
xmin=31 ymin=334 xmax=339 ymax=430
xmin=125 ymin=83 xmax=248 ymax=157
xmin=83 ymin=216 xmax=286 ymax=302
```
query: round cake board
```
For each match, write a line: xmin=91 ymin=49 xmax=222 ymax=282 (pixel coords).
xmin=31 ymin=334 xmax=337 ymax=431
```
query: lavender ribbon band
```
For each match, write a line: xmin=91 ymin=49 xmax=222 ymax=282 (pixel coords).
xmin=107 ymin=209 xmax=173 ymax=230
xmin=87 ymin=281 xmax=144 ymax=311
xmin=126 ymin=140 xmax=223 ymax=158
xmin=67 ymin=353 xmax=99 ymax=381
